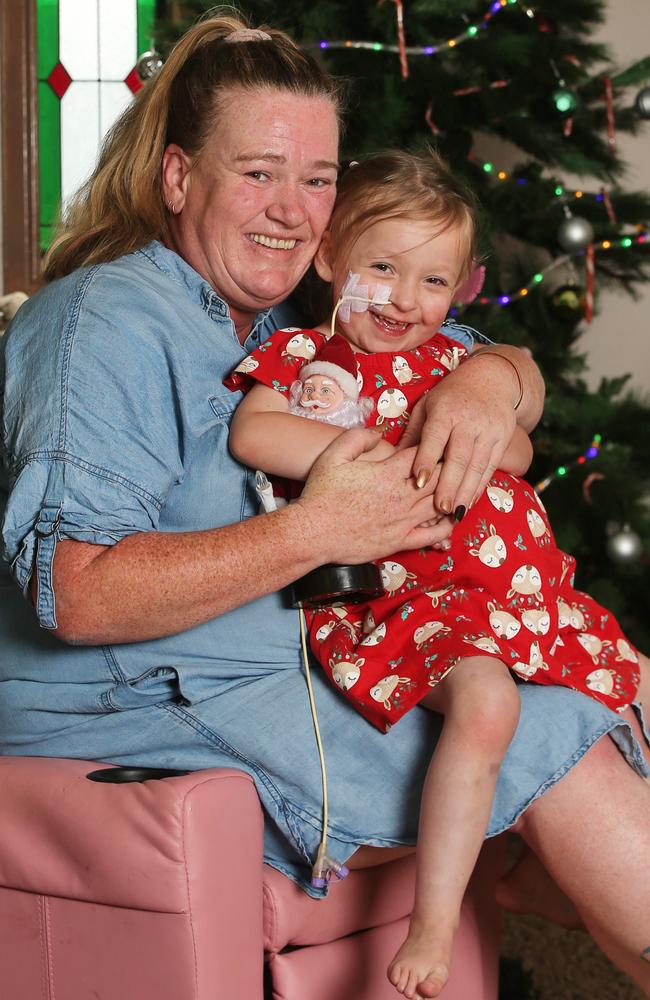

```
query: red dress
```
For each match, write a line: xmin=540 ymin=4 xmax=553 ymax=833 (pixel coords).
xmin=226 ymin=328 xmax=640 ymax=732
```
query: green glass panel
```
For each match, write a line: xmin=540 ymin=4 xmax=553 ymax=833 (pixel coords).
xmin=137 ymin=0 xmax=156 ymax=56
xmin=40 ymin=224 xmax=55 ymax=253
xmin=38 ymin=81 xmax=61 ymax=249
xmin=37 ymin=0 xmax=59 ymax=80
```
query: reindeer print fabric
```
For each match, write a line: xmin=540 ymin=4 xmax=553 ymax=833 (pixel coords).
xmin=227 ymin=327 xmax=640 ymax=732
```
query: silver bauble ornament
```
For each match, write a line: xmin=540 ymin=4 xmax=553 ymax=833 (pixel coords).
xmin=634 ymin=85 xmax=650 ymax=120
xmin=558 ymin=216 xmax=594 ymax=252
xmin=606 ymin=525 xmax=643 ymax=564
xmin=136 ymin=50 xmax=163 ymax=82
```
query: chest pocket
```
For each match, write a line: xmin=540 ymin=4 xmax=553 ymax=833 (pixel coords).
xmin=208 ymin=390 xmax=239 ymax=421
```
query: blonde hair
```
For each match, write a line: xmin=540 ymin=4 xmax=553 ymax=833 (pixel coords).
xmin=327 ymin=150 xmax=477 ymax=286
xmin=44 ymin=7 xmax=343 ymax=282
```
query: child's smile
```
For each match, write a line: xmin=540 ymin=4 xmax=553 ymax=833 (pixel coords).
xmin=368 ymin=310 xmax=414 ymax=338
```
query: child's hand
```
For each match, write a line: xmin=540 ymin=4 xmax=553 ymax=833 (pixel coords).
xmin=356 ymin=434 xmax=397 ymax=463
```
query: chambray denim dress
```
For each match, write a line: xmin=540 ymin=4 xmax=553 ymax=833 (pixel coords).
xmin=1 ymin=241 xmax=647 ymax=896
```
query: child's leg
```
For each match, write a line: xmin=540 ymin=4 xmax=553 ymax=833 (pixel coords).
xmin=388 ymin=657 xmax=520 ymax=1000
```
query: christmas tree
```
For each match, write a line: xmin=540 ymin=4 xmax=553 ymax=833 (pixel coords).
xmin=157 ymin=1 xmax=650 ymax=648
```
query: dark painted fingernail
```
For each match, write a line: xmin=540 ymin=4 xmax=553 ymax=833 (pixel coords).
xmin=454 ymin=505 xmax=466 ymax=522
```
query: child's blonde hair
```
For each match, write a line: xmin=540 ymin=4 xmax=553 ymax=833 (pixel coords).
xmin=328 ymin=150 xmax=477 ymax=286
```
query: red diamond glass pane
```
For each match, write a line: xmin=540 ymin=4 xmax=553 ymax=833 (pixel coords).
xmin=48 ymin=60 xmax=72 ymax=99
xmin=124 ymin=67 xmax=143 ymax=94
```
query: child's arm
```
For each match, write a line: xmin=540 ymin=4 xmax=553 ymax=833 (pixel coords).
xmin=230 ymin=383 xmax=379 ymax=480
xmin=499 ymin=424 xmax=533 ymax=476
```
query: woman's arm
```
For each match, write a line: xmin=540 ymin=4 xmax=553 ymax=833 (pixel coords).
xmin=44 ymin=432 xmax=450 ymax=645
xmin=400 ymin=344 xmax=545 ymax=514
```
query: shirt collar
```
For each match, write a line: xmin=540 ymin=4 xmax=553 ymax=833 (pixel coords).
xmin=136 ymin=240 xmax=273 ymax=349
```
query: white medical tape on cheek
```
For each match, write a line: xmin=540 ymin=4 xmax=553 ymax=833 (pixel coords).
xmin=371 ymin=284 xmax=391 ymax=309
xmin=337 ymin=271 xmax=392 ymax=322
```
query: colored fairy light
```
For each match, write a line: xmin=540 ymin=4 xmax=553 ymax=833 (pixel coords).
xmin=555 ymin=186 xmax=564 ymax=196
xmin=552 ymin=88 xmax=579 ymax=113
xmin=483 ymin=162 xmax=494 ymax=173
xmin=498 ymin=171 xmax=507 ymax=180
xmin=452 ymin=231 xmax=647 ymax=312
xmin=535 ymin=436 xmax=602 ymax=494
xmin=575 ymin=190 xmax=583 ymax=198
xmin=313 ymin=0 xmax=515 ymax=59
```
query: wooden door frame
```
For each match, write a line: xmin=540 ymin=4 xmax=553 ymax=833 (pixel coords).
xmin=1 ymin=0 xmax=40 ymax=294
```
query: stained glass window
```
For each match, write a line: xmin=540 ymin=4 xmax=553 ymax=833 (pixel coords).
xmin=37 ymin=0 xmax=156 ymax=250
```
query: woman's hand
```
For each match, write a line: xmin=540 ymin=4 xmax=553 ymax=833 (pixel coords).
xmin=297 ymin=428 xmax=455 ymax=563
xmin=398 ymin=347 xmax=544 ymax=516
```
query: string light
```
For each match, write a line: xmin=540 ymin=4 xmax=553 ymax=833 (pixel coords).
xmin=470 ymin=156 xmax=614 ymax=208
xmin=314 ymin=0 xmax=516 ymax=58
xmin=451 ymin=231 xmax=649 ymax=311
xmin=535 ymin=435 xmax=602 ymax=493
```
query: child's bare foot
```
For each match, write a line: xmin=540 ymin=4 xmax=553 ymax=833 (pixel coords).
xmin=387 ymin=923 xmax=453 ymax=999
xmin=495 ymin=845 xmax=582 ymax=929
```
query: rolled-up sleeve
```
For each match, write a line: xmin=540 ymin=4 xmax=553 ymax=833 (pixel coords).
xmin=439 ymin=318 xmax=493 ymax=349
xmin=1 ymin=265 xmax=185 ymax=628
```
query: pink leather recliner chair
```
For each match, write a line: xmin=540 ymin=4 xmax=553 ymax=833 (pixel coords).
xmin=0 ymin=756 xmax=503 ymax=999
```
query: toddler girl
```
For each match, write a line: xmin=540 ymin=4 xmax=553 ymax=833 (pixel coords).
xmin=226 ymin=151 xmax=642 ymax=1000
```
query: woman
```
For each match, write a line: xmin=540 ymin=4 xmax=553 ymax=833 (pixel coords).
xmin=1 ymin=11 xmax=649 ymax=996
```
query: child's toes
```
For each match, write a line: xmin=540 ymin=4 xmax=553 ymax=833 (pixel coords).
xmin=404 ymin=969 xmax=422 ymax=999
xmin=417 ymin=963 xmax=449 ymax=999
xmin=387 ymin=960 xmax=407 ymax=994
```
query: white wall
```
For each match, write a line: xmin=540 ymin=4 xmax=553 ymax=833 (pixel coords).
xmin=577 ymin=0 xmax=650 ymax=395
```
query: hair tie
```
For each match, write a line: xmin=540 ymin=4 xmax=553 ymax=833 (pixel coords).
xmin=224 ymin=28 xmax=272 ymax=44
